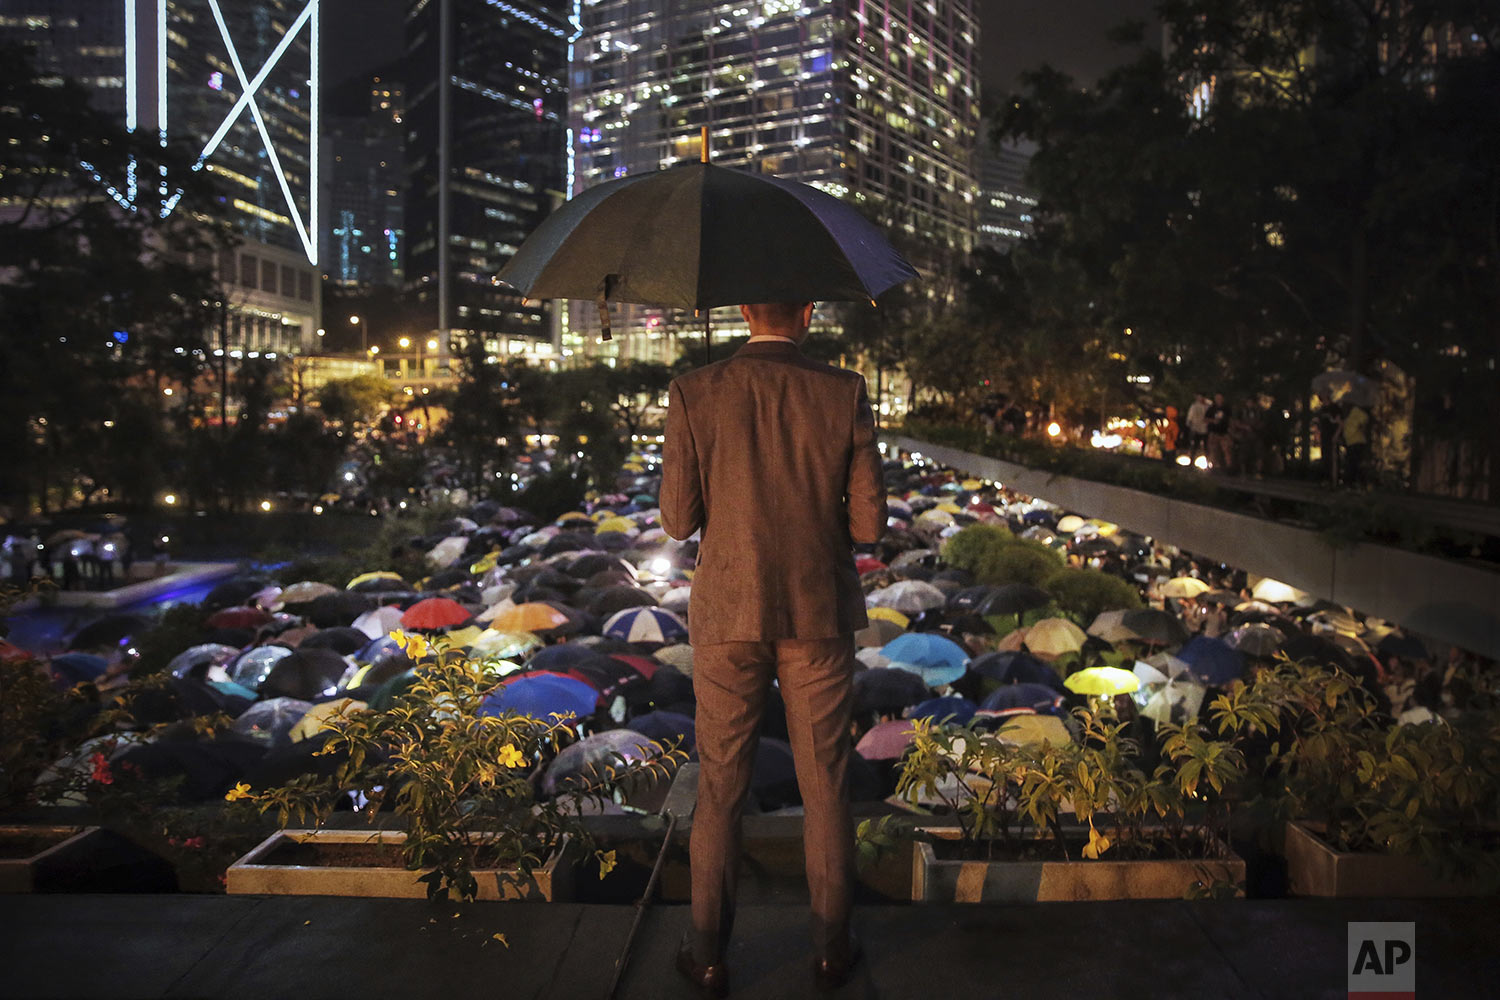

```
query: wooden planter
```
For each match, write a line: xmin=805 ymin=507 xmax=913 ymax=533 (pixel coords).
xmin=1284 ymin=820 xmax=1495 ymax=898
xmin=0 ymin=825 xmax=104 ymax=893
xmin=226 ymin=829 xmax=575 ymax=901
xmin=911 ymin=827 xmax=1245 ymax=902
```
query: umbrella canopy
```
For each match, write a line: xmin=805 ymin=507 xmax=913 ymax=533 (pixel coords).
xmin=347 ymin=571 xmax=409 ymax=593
xmin=352 ymin=606 xmax=407 ymax=641
xmin=904 ymin=695 xmax=977 ymax=726
xmin=853 ymin=667 xmax=931 ymax=716
xmin=1063 ymin=666 xmax=1141 ymax=696
xmin=303 ymin=591 xmax=379 ymax=628
xmin=204 ymin=606 xmax=272 ymax=630
xmin=1228 ymin=623 xmax=1285 ymax=658
xmin=167 ymin=643 xmax=241 ymax=681
xmin=1250 ymin=577 xmax=1307 ymax=604
xmin=280 ymin=581 xmax=340 ymax=605
xmin=866 ymin=606 xmax=911 ymax=628
xmin=542 ymin=729 xmax=658 ymax=796
xmin=296 ymin=627 xmax=371 ymax=656
xmin=399 ymin=596 xmax=472 ymax=631
xmin=855 ymin=719 xmax=919 ymax=761
xmin=985 ymin=712 xmax=1072 ymax=747
xmin=853 ymin=617 xmax=905 ymax=648
xmin=487 ymin=602 xmax=572 ymax=634
xmin=602 ymin=606 xmax=688 ymax=644
xmin=978 ymin=683 xmax=1065 ymax=714
xmin=1176 ymin=635 xmax=1245 ymax=686
xmin=261 ymin=648 xmax=352 ymax=701
xmin=203 ymin=577 xmax=273 ymax=610
xmin=968 ymin=651 xmax=1064 ymax=691
xmin=1159 ymin=577 xmax=1210 ymax=600
xmin=868 ymin=580 xmax=947 ymax=614
xmin=496 ymin=161 xmax=918 ymax=316
xmin=1024 ymin=617 xmax=1087 ymax=658
xmin=480 ymin=673 xmax=599 ymax=723
xmin=879 ymin=632 xmax=969 ymax=687
xmin=976 ymin=583 xmax=1051 ymax=618
xmin=231 ymin=698 xmax=314 ymax=748
xmin=1376 ymin=632 xmax=1429 ymax=662
xmin=585 ymin=585 xmax=659 ymax=618
xmin=1118 ymin=608 xmax=1191 ymax=646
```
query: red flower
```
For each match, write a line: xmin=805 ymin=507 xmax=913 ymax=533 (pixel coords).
xmin=89 ymin=752 xmax=113 ymax=786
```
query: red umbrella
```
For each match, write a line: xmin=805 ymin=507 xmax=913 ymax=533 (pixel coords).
xmin=610 ymin=653 xmax=661 ymax=680
xmin=855 ymin=556 xmax=887 ymax=575
xmin=399 ymin=597 xmax=472 ymax=631
xmin=205 ymin=606 xmax=273 ymax=630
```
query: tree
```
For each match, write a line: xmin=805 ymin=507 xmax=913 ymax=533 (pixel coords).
xmin=316 ymin=375 xmax=397 ymax=429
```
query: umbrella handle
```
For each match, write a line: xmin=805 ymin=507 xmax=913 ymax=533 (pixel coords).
xmin=596 ymin=276 xmax=617 ymax=341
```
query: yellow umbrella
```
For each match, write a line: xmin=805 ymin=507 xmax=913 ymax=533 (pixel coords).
xmin=290 ymin=698 xmax=366 ymax=742
xmin=993 ymin=713 xmax=1072 ymax=747
xmin=867 ymin=607 xmax=910 ymax=628
xmin=487 ymin=602 xmax=570 ymax=633
xmin=470 ymin=550 xmax=502 ymax=575
xmin=444 ymin=625 xmax=485 ymax=648
xmin=469 ymin=630 xmax=540 ymax=659
xmin=934 ymin=500 xmax=963 ymax=514
xmin=961 ymin=479 xmax=984 ymax=491
xmin=1025 ymin=618 xmax=1087 ymax=658
xmin=916 ymin=508 xmax=954 ymax=525
xmin=595 ymin=515 xmax=638 ymax=535
xmin=1064 ymin=666 xmax=1141 ymax=696
xmin=346 ymin=571 xmax=406 ymax=590
xmin=1159 ymin=577 xmax=1210 ymax=600
xmin=1055 ymin=515 xmax=1087 ymax=534
xmin=556 ymin=511 xmax=592 ymax=525
xmin=1086 ymin=519 xmax=1119 ymax=537
xmin=622 ymin=461 xmax=645 ymax=473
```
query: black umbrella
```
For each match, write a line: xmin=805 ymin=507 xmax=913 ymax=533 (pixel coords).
xmin=568 ymin=553 xmax=633 ymax=579
xmin=969 ymin=651 xmax=1064 ymax=691
xmin=261 ymin=648 xmax=350 ymax=701
xmin=117 ymin=736 xmax=268 ymax=803
xmin=977 ymin=584 xmax=1051 ymax=618
xmin=496 ymin=162 xmax=917 ymax=325
xmin=1120 ymin=608 xmax=1191 ymax=646
xmin=1376 ymin=633 xmax=1429 ymax=662
xmin=69 ymin=613 xmax=150 ymax=651
xmin=947 ymin=586 xmax=995 ymax=614
xmin=542 ymin=534 xmax=599 ymax=556
xmin=203 ymin=577 xmax=272 ymax=611
xmin=586 ymin=585 xmax=659 ymax=618
xmin=853 ymin=668 xmax=931 ymax=717
xmin=297 ymin=627 xmax=370 ymax=656
xmin=304 ymin=591 xmax=376 ymax=628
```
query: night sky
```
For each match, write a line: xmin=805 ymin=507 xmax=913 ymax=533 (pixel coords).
xmin=322 ymin=0 xmax=1161 ymax=99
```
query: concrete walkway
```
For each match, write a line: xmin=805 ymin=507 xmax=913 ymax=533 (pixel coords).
xmin=1 ymin=893 xmax=1494 ymax=999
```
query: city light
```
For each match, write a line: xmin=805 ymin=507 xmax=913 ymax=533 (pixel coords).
xmin=260 ymin=500 xmax=272 ymax=511
xmin=163 ymin=493 xmax=177 ymax=505
xmin=1047 ymin=422 xmax=1062 ymax=438
xmin=313 ymin=504 xmax=324 ymax=514
xmin=426 ymin=339 xmax=438 ymax=351
xmin=399 ymin=337 xmax=410 ymax=348
xmin=648 ymin=557 xmax=672 ymax=576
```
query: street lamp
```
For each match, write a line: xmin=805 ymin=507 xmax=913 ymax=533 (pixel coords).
xmin=398 ymin=337 xmax=411 ymax=377
xmin=350 ymin=314 xmax=364 ymax=355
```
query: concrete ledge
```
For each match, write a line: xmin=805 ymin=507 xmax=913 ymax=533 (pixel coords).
xmin=885 ymin=434 xmax=1500 ymax=659
xmin=19 ymin=563 xmax=240 ymax=611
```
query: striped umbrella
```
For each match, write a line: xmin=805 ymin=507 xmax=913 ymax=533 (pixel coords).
xmin=602 ymin=606 xmax=688 ymax=644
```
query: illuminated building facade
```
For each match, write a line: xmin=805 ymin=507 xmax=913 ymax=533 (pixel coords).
xmin=1 ymin=1 xmax=322 ymax=353
xmin=566 ymin=0 xmax=980 ymax=361
xmin=322 ymin=75 xmax=406 ymax=288
xmin=976 ymin=138 xmax=1036 ymax=252
xmin=404 ymin=0 xmax=569 ymax=364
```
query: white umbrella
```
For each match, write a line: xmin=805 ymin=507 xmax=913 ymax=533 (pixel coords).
xmin=1159 ymin=577 xmax=1210 ymax=600
xmin=867 ymin=580 xmax=947 ymax=614
xmin=1250 ymin=577 xmax=1307 ymax=604
xmin=352 ymin=606 xmax=406 ymax=640
xmin=425 ymin=535 xmax=469 ymax=568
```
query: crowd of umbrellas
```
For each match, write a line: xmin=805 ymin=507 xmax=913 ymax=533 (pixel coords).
xmin=11 ymin=450 xmax=1466 ymax=813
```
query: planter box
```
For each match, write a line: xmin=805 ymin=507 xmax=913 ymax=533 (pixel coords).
xmin=0 ymin=826 xmax=104 ymax=893
xmin=226 ymin=829 xmax=575 ymax=901
xmin=1284 ymin=820 xmax=1495 ymax=898
xmin=911 ymin=827 xmax=1244 ymax=902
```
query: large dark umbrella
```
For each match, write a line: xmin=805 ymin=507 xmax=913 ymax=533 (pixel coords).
xmin=586 ymin=585 xmax=659 ymax=618
xmin=853 ymin=667 xmax=931 ymax=717
xmin=261 ymin=648 xmax=350 ymax=701
xmin=968 ymin=651 xmax=1064 ymax=691
xmin=1120 ymin=608 xmax=1191 ymax=646
xmin=304 ymin=591 xmax=377 ymax=628
xmin=297 ymin=627 xmax=370 ymax=656
xmin=203 ymin=577 xmax=273 ymax=611
xmin=68 ymin=614 xmax=150 ymax=651
xmin=496 ymin=162 xmax=918 ymax=332
xmin=977 ymin=584 xmax=1051 ymax=618
xmin=116 ymin=736 xmax=267 ymax=803
xmin=978 ymin=683 xmax=1065 ymax=714
xmin=568 ymin=553 xmax=633 ymax=579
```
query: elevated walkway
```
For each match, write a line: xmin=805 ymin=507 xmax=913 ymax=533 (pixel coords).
xmin=884 ymin=433 xmax=1500 ymax=659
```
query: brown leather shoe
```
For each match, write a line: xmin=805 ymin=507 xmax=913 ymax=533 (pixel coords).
xmin=676 ymin=938 xmax=730 ymax=999
xmin=812 ymin=932 xmax=862 ymax=992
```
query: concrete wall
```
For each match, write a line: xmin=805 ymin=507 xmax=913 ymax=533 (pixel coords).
xmin=885 ymin=435 xmax=1500 ymax=660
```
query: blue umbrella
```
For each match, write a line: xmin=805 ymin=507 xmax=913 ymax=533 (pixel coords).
xmin=880 ymin=632 xmax=969 ymax=687
xmin=979 ymin=683 xmax=1064 ymax=714
xmin=1177 ymin=635 xmax=1245 ymax=686
xmin=905 ymin=696 xmax=977 ymax=726
xmin=528 ymin=642 xmax=612 ymax=673
xmin=602 ymin=606 xmax=688 ymax=644
xmin=968 ymin=652 xmax=1064 ymax=691
xmin=479 ymin=673 xmax=600 ymax=723
xmin=49 ymin=652 xmax=108 ymax=688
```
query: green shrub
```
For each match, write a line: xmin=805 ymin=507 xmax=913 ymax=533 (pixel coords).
xmin=974 ymin=538 xmax=1064 ymax=587
xmin=939 ymin=523 xmax=1013 ymax=576
xmin=1043 ymin=567 xmax=1142 ymax=622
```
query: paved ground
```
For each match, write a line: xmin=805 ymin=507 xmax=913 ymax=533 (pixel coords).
xmin=1 ymin=893 xmax=1495 ymax=999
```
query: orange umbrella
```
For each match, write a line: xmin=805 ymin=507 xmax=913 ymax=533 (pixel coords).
xmin=486 ymin=602 xmax=571 ymax=633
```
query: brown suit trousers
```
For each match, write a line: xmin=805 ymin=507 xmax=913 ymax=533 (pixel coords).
xmin=661 ymin=340 xmax=884 ymax=964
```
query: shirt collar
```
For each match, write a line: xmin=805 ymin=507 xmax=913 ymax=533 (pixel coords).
xmin=745 ymin=334 xmax=798 ymax=344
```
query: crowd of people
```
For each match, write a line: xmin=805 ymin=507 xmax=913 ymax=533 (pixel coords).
xmin=6 ymin=449 xmax=1486 ymax=819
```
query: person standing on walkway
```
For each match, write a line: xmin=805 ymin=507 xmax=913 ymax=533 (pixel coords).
xmin=1185 ymin=393 xmax=1210 ymax=459
xmin=662 ymin=300 xmax=885 ymax=997
xmin=1338 ymin=400 xmax=1371 ymax=487
xmin=1205 ymin=392 xmax=1233 ymax=472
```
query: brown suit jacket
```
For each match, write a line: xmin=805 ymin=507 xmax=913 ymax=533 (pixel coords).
xmin=661 ymin=340 xmax=886 ymax=644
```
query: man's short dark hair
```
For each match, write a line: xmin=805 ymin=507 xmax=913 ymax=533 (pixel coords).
xmin=743 ymin=301 xmax=810 ymax=334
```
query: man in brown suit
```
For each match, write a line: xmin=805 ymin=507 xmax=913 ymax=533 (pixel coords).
xmin=662 ymin=301 xmax=886 ymax=996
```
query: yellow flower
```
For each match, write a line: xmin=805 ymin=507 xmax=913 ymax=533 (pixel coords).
xmin=389 ymin=630 xmax=429 ymax=658
xmin=224 ymin=781 xmax=253 ymax=802
xmin=497 ymin=744 xmax=526 ymax=769
xmin=597 ymin=849 xmax=617 ymax=879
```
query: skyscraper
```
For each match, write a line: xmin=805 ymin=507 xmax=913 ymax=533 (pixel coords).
xmin=322 ymin=74 xmax=406 ymax=289
xmin=404 ymin=0 xmax=569 ymax=364
xmin=567 ymin=0 xmax=980 ymax=360
xmin=1 ymin=1 xmax=323 ymax=356
xmin=976 ymin=139 xmax=1036 ymax=253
